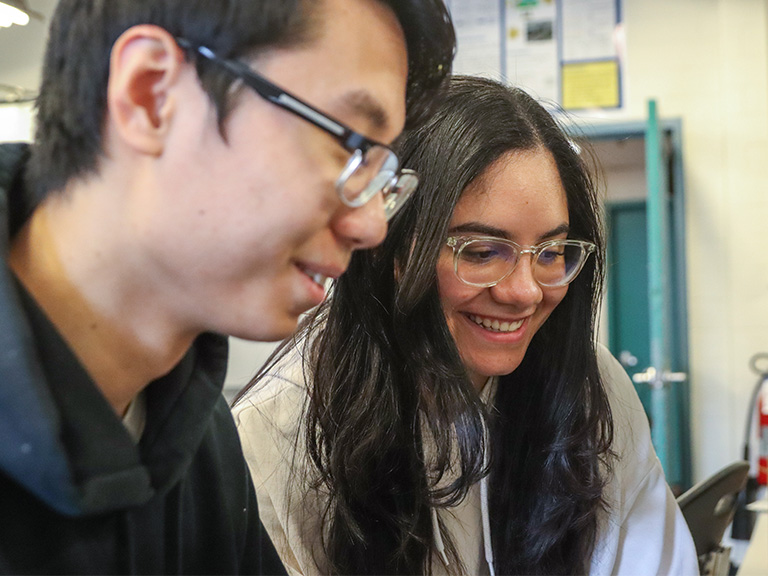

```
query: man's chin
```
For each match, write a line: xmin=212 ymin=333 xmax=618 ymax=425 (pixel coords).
xmin=233 ymin=321 xmax=299 ymax=343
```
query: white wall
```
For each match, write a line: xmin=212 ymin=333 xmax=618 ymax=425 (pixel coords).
xmin=0 ymin=102 xmax=34 ymax=142
xmin=578 ymin=0 xmax=768 ymax=483
xmin=224 ymin=338 xmax=279 ymax=401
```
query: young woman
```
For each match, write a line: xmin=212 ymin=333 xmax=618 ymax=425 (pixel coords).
xmin=233 ymin=76 xmax=697 ymax=575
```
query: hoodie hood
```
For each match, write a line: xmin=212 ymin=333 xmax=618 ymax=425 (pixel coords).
xmin=0 ymin=142 xmax=78 ymax=513
xmin=0 ymin=143 xmax=228 ymax=516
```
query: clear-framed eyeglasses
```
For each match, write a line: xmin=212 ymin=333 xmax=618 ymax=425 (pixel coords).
xmin=175 ymin=37 xmax=418 ymax=220
xmin=445 ymin=236 xmax=596 ymax=288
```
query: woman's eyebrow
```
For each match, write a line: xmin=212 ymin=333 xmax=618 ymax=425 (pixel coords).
xmin=538 ymin=223 xmax=570 ymax=241
xmin=448 ymin=222 xmax=510 ymax=238
xmin=447 ymin=222 xmax=571 ymax=241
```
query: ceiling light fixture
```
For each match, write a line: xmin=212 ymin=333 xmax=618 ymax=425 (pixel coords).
xmin=0 ymin=83 xmax=37 ymax=103
xmin=0 ymin=0 xmax=42 ymax=28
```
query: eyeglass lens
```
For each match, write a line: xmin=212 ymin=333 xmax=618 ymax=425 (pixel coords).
xmin=338 ymin=145 xmax=417 ymax=219
xmin=456 ymin=239 xmax=590 ymax=287
xmin=381 ymin=171 xmax=418 ymax=218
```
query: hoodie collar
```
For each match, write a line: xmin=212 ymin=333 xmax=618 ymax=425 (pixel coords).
xmin=12 ymin=274 xmax=229 ymax=514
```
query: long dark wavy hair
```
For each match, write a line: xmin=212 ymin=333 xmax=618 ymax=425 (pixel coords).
xmin=237 ymin=75 xmax=614 ymax=575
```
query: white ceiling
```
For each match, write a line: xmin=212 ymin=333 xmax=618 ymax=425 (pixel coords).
xmin=0 ymin=0 xmax=58 ymax=94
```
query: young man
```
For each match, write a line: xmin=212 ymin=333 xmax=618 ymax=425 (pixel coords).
xmin=0 ymin=0 xmax=454 ymax=573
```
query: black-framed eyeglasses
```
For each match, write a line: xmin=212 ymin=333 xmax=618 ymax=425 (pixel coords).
xmin=175 ymin=37 xmax=417 ymax=221
xmin=445 ymin=236 xmax=596 ymax=288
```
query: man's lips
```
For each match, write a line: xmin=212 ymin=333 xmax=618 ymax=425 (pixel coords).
xmin=296 ymin=262 xmax=344 ymax=287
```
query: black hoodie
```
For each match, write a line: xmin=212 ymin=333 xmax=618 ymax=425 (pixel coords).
xmin=0 ymin=143 xmax=286 ymax=575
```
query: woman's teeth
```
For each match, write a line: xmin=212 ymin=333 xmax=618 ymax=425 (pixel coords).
xmin=469 ymin=314 xmax=524 ymax=333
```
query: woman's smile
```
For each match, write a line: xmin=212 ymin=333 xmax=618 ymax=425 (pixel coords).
xmin=466 ymin=313 xmax=525 ymax=333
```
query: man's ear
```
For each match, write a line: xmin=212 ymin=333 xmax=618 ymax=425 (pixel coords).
xmin=106 ymin=25 xmax=186 ymax=156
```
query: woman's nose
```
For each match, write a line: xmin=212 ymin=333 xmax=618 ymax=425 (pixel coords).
xmin=490 ymin=254 xmax=543 ymax=307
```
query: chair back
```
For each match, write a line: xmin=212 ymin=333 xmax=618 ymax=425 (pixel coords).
xmin=677 ymin=461 xmax=750 ymax=557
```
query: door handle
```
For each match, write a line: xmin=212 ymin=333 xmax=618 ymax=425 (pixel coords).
xmin=632 ymin=366 xmax=687 ymax=388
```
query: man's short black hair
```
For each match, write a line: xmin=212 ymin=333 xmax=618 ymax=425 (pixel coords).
xmin=26 ymin=0 xmax=455 ymax=200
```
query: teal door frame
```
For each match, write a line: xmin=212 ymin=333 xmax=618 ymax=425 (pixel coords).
xmin=573 ymin=110 xmax=692 ymax=490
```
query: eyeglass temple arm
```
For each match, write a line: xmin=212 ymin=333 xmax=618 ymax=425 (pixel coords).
xmin=175 ymin=37 xmax=367 ymax=151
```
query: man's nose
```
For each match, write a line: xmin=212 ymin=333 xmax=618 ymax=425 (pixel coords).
xmin=332 ymin=192 xmax=388 ymax=251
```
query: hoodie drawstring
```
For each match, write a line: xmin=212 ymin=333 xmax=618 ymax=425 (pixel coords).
xmin=480 ymin=473 xmax=496 ymax=576
xmin=481 ymin=418 xmax=496 ymax=576
xmin=432 ymin=425 xmax=496 ymax=576
xmin=431 ymin=507 xmax=450 ymax=566
xmin=431 ymin=376 xmax=497 ymax=575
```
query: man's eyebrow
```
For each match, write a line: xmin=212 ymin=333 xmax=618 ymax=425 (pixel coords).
xmin=335 ymin=90 xmax=389 ymax=133
xmin=448 ymin=222 xmax=571 ymax=242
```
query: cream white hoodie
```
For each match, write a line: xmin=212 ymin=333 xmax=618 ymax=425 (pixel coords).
xmin=233 ymin=345 xmax=698 ymax=575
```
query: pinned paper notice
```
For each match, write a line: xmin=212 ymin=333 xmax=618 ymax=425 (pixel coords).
xmin=562 ymin=60 xmax=620 ymax=110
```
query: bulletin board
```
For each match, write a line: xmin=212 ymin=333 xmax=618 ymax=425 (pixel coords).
xmin=446 ymin=0 xmax=624 ymax=111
